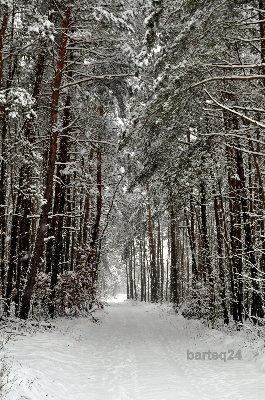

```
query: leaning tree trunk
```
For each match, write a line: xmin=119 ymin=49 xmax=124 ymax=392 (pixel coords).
xmin=20 ymin=3 xmax=72 ymax=319
xmin=6 ymin=48 xmax=46 ymax=314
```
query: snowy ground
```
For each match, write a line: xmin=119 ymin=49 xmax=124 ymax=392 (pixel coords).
xmin=1 ymin=297 xmax=265 ymax=399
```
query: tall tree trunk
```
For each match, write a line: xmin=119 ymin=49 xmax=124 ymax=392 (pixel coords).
xmin=133 ymin=241 xmax=137 ymax=300
xmin=83 ymin=147 xmax=94 ymax=245
xmin=0 ymin=6 xmax=9 ymax=297
xmin=213 ymin=187 xmax=229 ymax=324
xmin=126 ymin=260 xmax=129 ymax=300
xmin=259 ymin=1 xmax=265 ymax=77
xmin=49 ymin=94 xmax=71 ymax=317
xmin=236 ymin=149 xmax=264 ymax=320
xmin=169 ymin=190 xmax=178 ymax=306
xmin=223 ymin=105 xmax=244 ymax=324
xmin=156 ymin=220 xmax=161 ymax=300
xmin=9 ymin=49 xmax=46 ymax=314
xmin=5 ymin=176 xmax=23 ymax=311
xmin=200 ymin=182 xmax=215 ymax=327
xmin=140 ymin=235 xmax=144 ymax=301
xmin=0 ymin=5 xmax=8 ymax=88
xmin=143 ymin=234 xmax=147 ymax=302
xmin=86 ymin=140 xmax=102 ymax=284
xmin=157 ymin=219 xmax=164 ymax=301
xmin=20 ymin=3 xmax=72 ymax=319
xmin=14 ymin=195 xmax=31 ymax=314
xmin=184 ymin=205 xmax=198 ymax=288
xmin=146 ymin=184 xmax=158 ymax=302
xmin=129 ymin=246 xmax=133 ymax=299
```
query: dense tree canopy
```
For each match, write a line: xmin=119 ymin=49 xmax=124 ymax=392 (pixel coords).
xmin=1 ymin=0 xmax=265 ymax=328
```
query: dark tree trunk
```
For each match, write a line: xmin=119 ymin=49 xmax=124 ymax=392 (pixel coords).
xmin=5 ymin=178 xmax=23 ymax=312
xmin=20 ymin=4 xmax=72 ymax=319
xmin=0 ymin=5 xmax=9 ymax=297
xmin=126 ymin=260 xmax=129 ymax=300
xmin=133 ymin=242 xmax=137 ymax=300
xmin=236 ymin=149 xmax=264 ymax=320
xmin=86 ymin=143 xmax=102 ymax=284
xmin=143 ymin=234 xmax=147 ymax=302
xmin=129 ymin=246 xmax=134 ymax=299
xmin=169 ymin=191 xmax=178 ymax=306
xmin=184 ymin=205 xmax=198 ymax=288
xmin=140 ymin=235 xmax=144 ymax=301
xmin=213 ymin=188 xmax=229 ymax=325
xmin=200 ymin=182 xmax=215 ymax=327
xmin=147 ymin=184 xmax=158 ymax=302
xmin=49 ymin=94 xmax=71 ymax=318
xmin=259 ymin=1 xmax=265 ymax=77
xmin=157 ymin=219 xmax=164 ymax=301
xmin=83 ymin=147 xmax=94 ymax=245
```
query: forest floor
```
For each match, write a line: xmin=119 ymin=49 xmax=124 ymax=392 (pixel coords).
xmin=1 ymin=297 xmax=265 ymax=400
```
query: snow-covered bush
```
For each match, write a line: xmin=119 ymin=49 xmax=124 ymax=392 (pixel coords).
xmin=0 ymin=88 xmax=35 ymax=119
xmin=55 ymin=267 xmax=103 ymax=316
xmin=32 ymin=268 xmax=103 ymax=319
xmin=180 ymin=282 xmax=212 ymax=320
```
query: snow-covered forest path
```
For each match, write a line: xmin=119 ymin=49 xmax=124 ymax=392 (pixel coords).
xmin=4 ymin=300 xmax=265 ymax=400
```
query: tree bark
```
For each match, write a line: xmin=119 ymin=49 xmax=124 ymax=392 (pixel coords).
xmin=169 ymin=190 xmax=178 ymax=306
xmin=213 ymin=187 xmax=229 ymax=324
xmin=86 ymin=140 xmax=102 ymax=284
xmin=200 ymin=182 xmax=215 ymax=327
xmin=236 ymin=149 xmax=264 ymax=320
xmin=20 ymin=3 xmax=72 ymax=319
xmin=0 ymin=5 xmax=9 ymax=297
xmin=146 ymin=184 xmax=158 ymax=302
xmin=49 ymin=93 xmax=71 ymax=318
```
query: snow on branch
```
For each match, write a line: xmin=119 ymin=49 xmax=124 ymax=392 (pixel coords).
xmin=204 ymin=88 xmax=265 ymax=131
xmin=189 ymin=75 xmax=265 ymax=89
xmin=205 ymin=64 xmax=265 ymax=69
xmin=59 ymin=73 xmax=135 ymax=90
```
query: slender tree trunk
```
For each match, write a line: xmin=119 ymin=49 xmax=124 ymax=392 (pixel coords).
xmin=5 ymin=176 xmax=23 ymax=311
xmin=140 ymin=237 xmax=144 ymax=301
xmin=143 ymin=234 xmax=147 ymax=302
xmin=0 ymin=6 xmax=9 ymax=297
xmin=184 ymin=206 xmax=198 ymax=289
xmin=157 ymin=220 xmax=164 ymax=301
xmin=129 ymin=246 xmax=133 ymax=299
xmin=83 ymin=147 xmax=94 ymax=244
xmin=259 ymin=1 xmax=265 ymax=77
xmin=86 ymin=142 xmax=102 ymax=284
xmin=236 ymin=149 xmax=264 ymax=320
xmin=49 ymin=94 xmax=71 ymax=317
xmin=126 ymin=260 xmax=129 ymax=300
xmin=169 ymin=190 xmax=178 ymax=306
xmin=0 ymin=5 xmax=8 ymax=88
xmin=200 ymin=182 xmax=215 ymax=327
xmin=213 ymin=187 xmax=229 ymax=324
xmin=133 ymin=241 xmax=137 ymax=300
xmin=146 ymin=184 xmax=158 ymax=302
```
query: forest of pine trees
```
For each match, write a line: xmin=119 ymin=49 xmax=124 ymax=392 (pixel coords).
xmin=1 ymin=0 xmax=265 ymax=329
